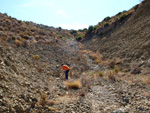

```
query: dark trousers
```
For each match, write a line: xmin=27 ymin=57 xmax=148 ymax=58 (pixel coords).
xmin=65 ymin=70 xmax=69 ymax=79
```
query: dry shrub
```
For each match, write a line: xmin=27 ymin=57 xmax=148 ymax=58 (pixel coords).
xmin=48 ymin=100 xmax=56 ymax=106
xmin=22 ymin=40 xmax=30 ymax=47
xmin=101 ymin=37 xmax=107 ymax=40
xmin=38 ymin=92 xmax=49 ymax=107
xmin=143 ymin=92 xmax=150 ymax=98
xmin=107 ymin=71 xmax=117 ymax=82
xmin=141 ymin=76 xmax=150 ymax=84
xmin=108 ymin=60 xmax=116 ymax=68
xmin=37 ymin=66 xmax=42 ymax=73
xmin=107 ymin=59 xmax=122 ymax=69
xmin=64 ymin=80 xmax=82 ymax=90
xmin=81 ymin=50 xmax=102 ymax=61
xmin=38 ymin=93 xmax=55 ymax=107
xmin=95 ymin=59 xmax=101 ymax=64
xmin=32 ymin=54 xmax=40 ymax=60
xmin=113 ymin=66 xmax=120 ymax=73
xmin=97 ymin=70 xmax=104 ymax=77
xmin=15 ymin=40 xmax=22 ymax=46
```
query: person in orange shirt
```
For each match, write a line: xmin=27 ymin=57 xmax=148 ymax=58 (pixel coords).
xmin=60 ymin=64 xmax=70 ymax=80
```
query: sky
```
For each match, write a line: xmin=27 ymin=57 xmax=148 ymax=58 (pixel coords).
xmin=0 ymin=0 xmax=142 ymax=30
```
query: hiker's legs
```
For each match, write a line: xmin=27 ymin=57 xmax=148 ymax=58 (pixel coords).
xmin=65 ymin=70 xmax=69 ymax=79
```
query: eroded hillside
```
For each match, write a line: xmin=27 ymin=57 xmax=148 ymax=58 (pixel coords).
xmin=0 ymin=0 xmax=150 ymax=113
xmin=82 ymin=0 xmax=150 ymax=75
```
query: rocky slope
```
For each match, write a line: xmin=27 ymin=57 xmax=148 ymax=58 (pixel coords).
xmin=0 ymin=0 xmax=150 ymax=113
xmin=82 ymin=0 xmax=150 ymax=74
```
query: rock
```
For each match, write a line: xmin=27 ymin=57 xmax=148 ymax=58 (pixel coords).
xmin=141 ymin=40 xmax=150 ymax=49
xmin=0 ymin=99 xmax=6 ymax=106
xmin=139 ymin=106 xmax=146 ymax=111
xmin=11 ymin=65 xmax=18 ymax=72
xmin=25 ymin=107 xmax=31 ymax=113
xmin=123 ymin=97 xmax=129 ymax=103
xmin=113 ymin=110 xmax=123 ymax=113
xmin=14 ymin=104 xmax=24 ymax=113
xmin=4 ymin=59 xmax=11 ymax=66
xmin=130 ymin=68 xmax=141 ymax=74
xmin=0 ymin=94 xmax=3 ymax=99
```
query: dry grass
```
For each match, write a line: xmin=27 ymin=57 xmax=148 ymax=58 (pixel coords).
xmin=103 ymin=59 xmax=122 ymax=69
xmin=143 ymin=92 xmax=150 ymax=98
xmin=107 ymin=71 xmax=117 ymax=82
xmin=64 ymin=80 xmax=82 ymax=90
xmin=81 ymin=50 xmax=103 ymax=61
xmin=141 ymin=76 xmax=150 ymax=84
xmin=37 ymin=66 xmax=42 ymax=73
xmin=38 ymin=92 xmax=56 ymax=107
xmin=15 ymin=40 xmax=22 ymax=46
xmin=38 ymin=92 xmax=49 ymax=106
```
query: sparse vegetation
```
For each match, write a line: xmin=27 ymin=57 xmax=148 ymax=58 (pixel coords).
xmin=107 ymin=71 xmax=116 ymax=82
xmin=32 ymin=55 xmax=40 ymax=60
xmin=113 ymin=67 xmax=119 ymax=73
xmin=97 ymin=70 xmax=103 ymax=77
xmin=104 ymin=22 xmax=109 ymax=27
xmin=93 ymin=25 xmax=98 ymax=30
xmin=119 ymin=14 xmax=127 ymax=20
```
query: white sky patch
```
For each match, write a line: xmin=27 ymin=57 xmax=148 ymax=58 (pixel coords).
xmin=21 ymin=3 xmax=32 ymax=7
xmin=57 ymin=10 xmax=69 ymax=18
xmin=56 ymin=23 xmax=89 ymax=30
xmin=18 ymin=0 xmax=54 ymax=8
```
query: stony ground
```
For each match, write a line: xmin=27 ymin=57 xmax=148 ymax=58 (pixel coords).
xmin=0 ymin=39 xmax=150 ymax=113
xmin=0 ymin=1 xmax=150 ymax=113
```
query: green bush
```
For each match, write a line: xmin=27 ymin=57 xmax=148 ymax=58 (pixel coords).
xmin=59 ymin=35 xmax=63 ymax=38
xmin=12 ymin=36 xmax=16 ymax=40
xmin=116 ymin=12 xmax=122 ymax=16
xmin=87 ymin=25 xmax=94 ymax=33
xmin=119 ymin=14 xmax=127 ymax=20
xmin=32 ymin=55 xmax=40 ymax=60
xmin=58 ymin=27 xmax=62 ymax=29
xmin=76 ymin=36 xmax=82 ymax=41
xmin=104 ymin=22 xmax=109 ymax=27
xmin=113 ymin=67 xmax=119 ymax=73
xmin=104 ymin=16 xmax=111 ymax=21
xmin=70 ymin=30 xmax=77 ymax=34
xmin=93 ymin=25 xmax=98 ymax=30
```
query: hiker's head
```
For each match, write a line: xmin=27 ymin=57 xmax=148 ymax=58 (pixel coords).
xmin=61 ymin=64 xmax=63 ymax=66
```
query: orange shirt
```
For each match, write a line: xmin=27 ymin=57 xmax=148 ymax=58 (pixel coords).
xmin=62 ymin=65 xmax=69 ymax=71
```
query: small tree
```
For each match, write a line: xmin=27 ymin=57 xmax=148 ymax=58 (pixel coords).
xmin=87 ymin=25 xmax=94 ymax=33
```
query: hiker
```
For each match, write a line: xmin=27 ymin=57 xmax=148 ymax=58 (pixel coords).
xmin=60 ymin=64 xmax=70 ymax=80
